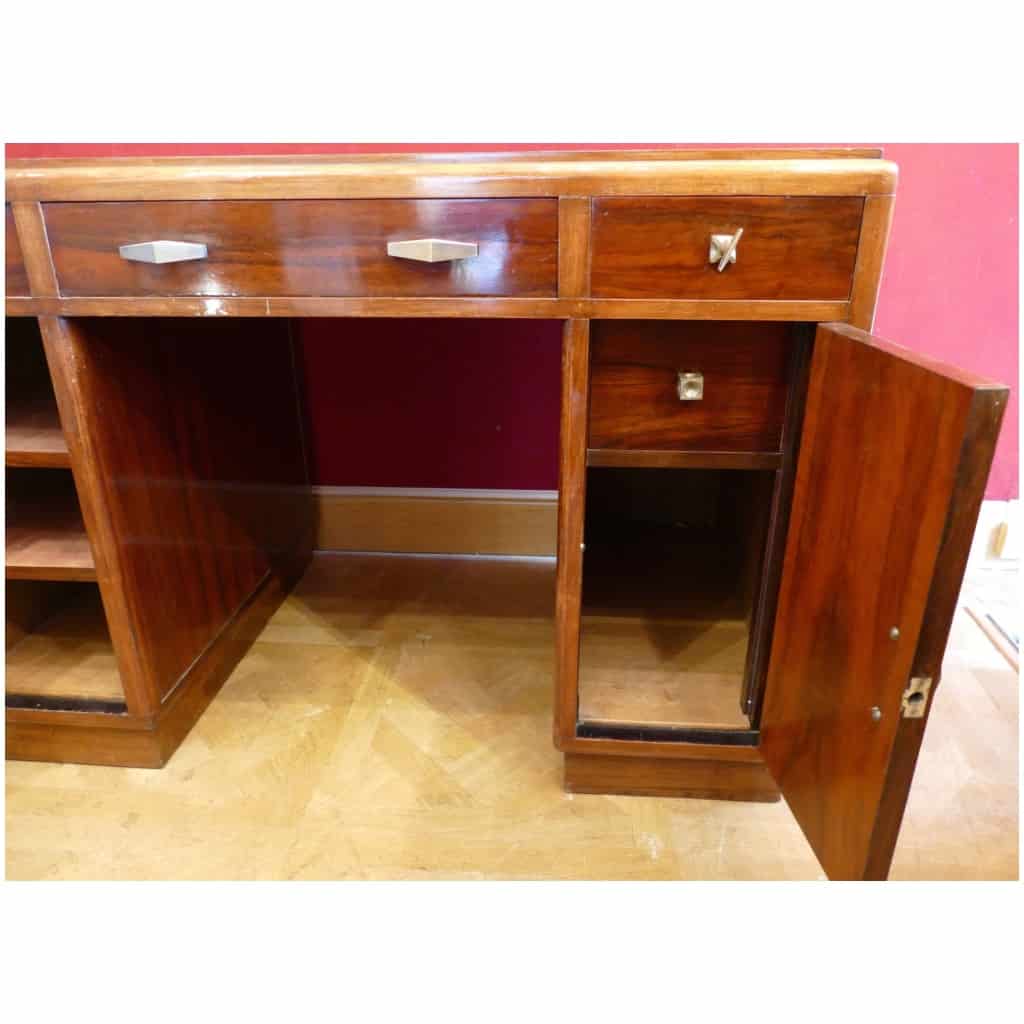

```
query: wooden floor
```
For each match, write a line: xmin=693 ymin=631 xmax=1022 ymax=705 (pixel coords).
xmin=4 ymin=553 xmax=1018 ymax=880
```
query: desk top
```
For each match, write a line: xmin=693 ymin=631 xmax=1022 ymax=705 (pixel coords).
xmin=6 ymin=148 xmax=897 ymax=201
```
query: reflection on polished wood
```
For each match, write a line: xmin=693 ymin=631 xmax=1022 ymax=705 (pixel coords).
xmin=589 ymin=321 xmax=794 ymax=453
xmin=39 ymin=316 xmax=313 ymax=710
xmin=759 ymin=323 xmax=1007 ymax=880
xmin=591 ymin=197 xmax=864 ymax=301
xmin=6 ymin=152 xmax=896 ymax=203
xmin=4 ymin=554 xmax=1015 ymax=879
xmin=44 ymin=199 xmax=559 ymax=299
xmin=5 ymin=586 xmax=124 ymax=703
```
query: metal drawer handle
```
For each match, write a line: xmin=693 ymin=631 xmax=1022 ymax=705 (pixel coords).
xmin=119 ymin=240 xmax=208 ymax=264
xmin=677 ymin=372 xmax=704 ymax=401
xmin=708 ymin=228 xmax=743 ymax=272
xmin=386 ymin=238 xmax=479 ymax=263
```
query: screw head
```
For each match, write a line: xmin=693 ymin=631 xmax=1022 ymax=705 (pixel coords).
xmin=871 ymin=706 xmax=882 ymax=722
xmin=889 ymin=627 xmax=900 ymax=639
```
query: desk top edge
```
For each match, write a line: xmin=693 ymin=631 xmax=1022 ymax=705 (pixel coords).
xmin=6 ymin=149 xmax=898 ymax=201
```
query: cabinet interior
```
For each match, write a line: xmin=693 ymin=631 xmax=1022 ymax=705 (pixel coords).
xmin=577 ymin=466 xmax=775 ymax=736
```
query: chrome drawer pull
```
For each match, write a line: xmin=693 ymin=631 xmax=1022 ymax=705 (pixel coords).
xmin=708 ymin=228 xmax=743 ymax=272
xmin=386 ymin=238 xmax=479 ymax=263
xmin=119 ymin=240 xmax=209 ymax=264
xmin=677 ymin=372 xmax=704 ymax=401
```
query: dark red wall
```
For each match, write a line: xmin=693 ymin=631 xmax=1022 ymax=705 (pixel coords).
xmin=299 ymin=318 xmax=561 ymax=489
xmin=7 ymin=143 xmax=1017 ymax=497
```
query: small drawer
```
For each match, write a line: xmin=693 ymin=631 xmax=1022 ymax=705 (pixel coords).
xmin=6 ymin=205 xmax=30 ymax=297
xmin=591 ymin=196 xmax=863 ymax=300
xmin=43 ymin=199 xmax=559 ymax=298
xmin=589 ymin=322 xmax=793 ymax=452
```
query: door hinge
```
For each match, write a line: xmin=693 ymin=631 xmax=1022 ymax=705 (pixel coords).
xmin=901 ymin=676 xmax=933 ymax=718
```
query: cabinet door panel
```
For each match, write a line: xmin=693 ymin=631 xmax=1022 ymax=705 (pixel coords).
xmin=760 ymin=322 xmax=1007 ymax=880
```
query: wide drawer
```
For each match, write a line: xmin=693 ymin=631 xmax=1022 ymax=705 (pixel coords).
xmin=589 ymin=322 xmax=793 ymax=452
xmin=590 ymin=197 xmax=863 ymax=300
xmin=43 ymin=199 xmax=559 ymax=298
xmin=6 ymin=205 xmax=30 ymax=296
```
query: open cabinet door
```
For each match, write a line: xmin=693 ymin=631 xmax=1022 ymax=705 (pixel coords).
xmin=760 ymin=323 xmax=1007 ymax=880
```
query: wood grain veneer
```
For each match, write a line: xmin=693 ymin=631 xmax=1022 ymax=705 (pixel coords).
xmin=847 ymin=194 xmax=896 ymax=330
xmin=588 ymin=321 xmax=793 ymax=452
xmin=38 ymin=316 xmax=313 ymax=715
xmin=10 ymin=202 xmax=58 ymax=297
xmin=6 ymin=204 xmax=30 ymax=296
xmin=591 ymin=197 xmax=864 ymax=300
xmin=863 ymin=383 xmax=1007 ymax=879
xmin=7 ymin=296 xmax=853 ymax=321
xmin=43 ymin=199 xmax=558 ymax=298
xmin=564 ymin=752 xmax=780 ymax=801
xmin=7 ymin=153 xmax=897 ymax=202
xmin=741 ymin=326 xmax=813 ymax=720
xmin=557 ymin=196 xmax=591 ymax=297
xmin=587 ymin=449 xmax=781 ymax=470
xmin=759 ymin=322 xmax=1009 ymax=880
xmin=553 ymin=319 xmax=589 ymax=746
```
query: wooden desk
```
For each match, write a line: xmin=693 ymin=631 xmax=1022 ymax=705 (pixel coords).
xmin=4 ymin=149 xmax=1008 ymax=880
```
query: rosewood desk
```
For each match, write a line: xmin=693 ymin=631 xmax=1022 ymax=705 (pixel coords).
xmin=4 ymin=149 xmax=1008 ymax=880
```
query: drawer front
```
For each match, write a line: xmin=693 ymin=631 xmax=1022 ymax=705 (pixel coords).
xmin=589 ymin=323 xmax=793 ymax=452
xmin=591 ymin=197 xmax=863 ymax=300
xmin=6 ymin=205 xmax=30 ymax=296
xmin=43 ymin=199 xmax=558 ymax=298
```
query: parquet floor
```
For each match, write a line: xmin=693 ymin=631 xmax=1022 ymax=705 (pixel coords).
xmin=5 ymin=553 xmax=1018 ymax=880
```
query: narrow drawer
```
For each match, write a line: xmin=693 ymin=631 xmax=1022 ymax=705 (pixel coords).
xmin=6 ymin=205 xmax=30 ymax=296
xmin=591 ymin=197 xmax=863 ymax=300
xmin=43 ymin=199 xmax=559 ymax=298
xmin=589 ymin=322 xmax=793 ymax=452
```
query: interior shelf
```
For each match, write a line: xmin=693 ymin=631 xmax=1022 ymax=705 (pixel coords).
xmin=5 ymin=581 xmax=125 ymax=709
xmin=6 ymin=393 xmax=71 ymax=468
xmin=6 ymin=470 xmax=97 ymax=581
xmin=5 ymin=316 xmax=71 ymax=469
